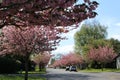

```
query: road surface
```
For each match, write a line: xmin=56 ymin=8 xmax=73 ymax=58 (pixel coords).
xmin=41 ymin=68 xmax=120 ymax=80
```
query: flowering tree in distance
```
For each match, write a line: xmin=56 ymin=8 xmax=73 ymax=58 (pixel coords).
xmin=52 ymin=59 xmax=62 ymax=68
xmin=62 ymin=52 xmax=83 ymax=66
xmin=87 ymin=46 xmax=117 ymax=70
xmin=32 ymin=51 xmax=51 ymax=71
xmin=53 ymin=52 xmax=83 ymax=67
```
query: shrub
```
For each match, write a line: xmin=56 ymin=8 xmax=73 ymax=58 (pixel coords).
xmin=0 ymin=55 xmax=21 ymax=74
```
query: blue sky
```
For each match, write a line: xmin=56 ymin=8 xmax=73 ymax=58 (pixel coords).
xmin=52 ymin=0 xmax=120 ymax=54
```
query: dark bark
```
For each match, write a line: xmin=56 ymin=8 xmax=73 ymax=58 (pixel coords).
xmin=101 ymin=63 xmax=104 ymax=71
xmin=24 ymin=55 xmax=29 ymax=80
xmin=39 ymin=64 xmax=45 ymax=71
xmin=39 ymin=65 xmax=42 ymax=71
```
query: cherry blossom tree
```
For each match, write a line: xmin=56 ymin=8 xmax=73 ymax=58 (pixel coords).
xmin=0 ymin=0 xmax=98 ymax=30
xmin=32 ymin=51 xmax=51 ymax=71
xmin=53 ymin=52 xmax=83 ymax=68
xmin=0 ymin=26 xmax=62 ymax=80
xmin=0 ymin=0 xmax=98 ymax=80
xmin=52 ymin=59 xmax=62 ymax=68
xmin=87 ymin=46 xmax=117 ymax=70
xmin=62 ymin=52 xmax=83 ymax=66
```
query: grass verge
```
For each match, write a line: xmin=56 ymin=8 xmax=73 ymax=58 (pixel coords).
xmin=0 ymin=74 xmax=46 ymax=80
xmin=79 ymin=68 xmax=120 ymax=73
xmin=21 ymin=67 xmax=46 ymax=74
xmin=0 ymin=68 xmax=47 ymax=80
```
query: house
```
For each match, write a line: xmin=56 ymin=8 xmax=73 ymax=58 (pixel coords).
xmin=116 ymin=53 xmax=120 ymax=69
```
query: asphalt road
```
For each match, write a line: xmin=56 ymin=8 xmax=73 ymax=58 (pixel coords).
xmin=41 ymin=68 xmax=120 ymax=80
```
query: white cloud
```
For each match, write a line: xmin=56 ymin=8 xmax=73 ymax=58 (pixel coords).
xmin=63 ymin=29 xmax=78 ymax=38
xmin=109 ymin=34 xmax=120 ymax=40
xmin=115 ymin=23 xmax=120 ymax=27
xmin=52 ymin=44 xmax=74 ymax=54
xmin=62 ymin=22 xmax=83 ymax=39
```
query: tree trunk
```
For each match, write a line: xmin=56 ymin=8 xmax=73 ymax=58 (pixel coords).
xmin=24 ymin=56 xmax=29 ymax=80
xmin=39 ymin=64 xmax=42 ymax=71
xmin=101 ymin=63 xmax=104 ymax=71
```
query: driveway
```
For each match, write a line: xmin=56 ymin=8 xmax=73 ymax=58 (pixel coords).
xmin=41 ymin=68 xmax=120 ymax=80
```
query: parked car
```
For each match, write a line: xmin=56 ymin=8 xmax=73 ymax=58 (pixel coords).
xmin=69 ymin=66 xmax=77 ymax=72
xmin=65 ymin=66 xmax=70 ymax=71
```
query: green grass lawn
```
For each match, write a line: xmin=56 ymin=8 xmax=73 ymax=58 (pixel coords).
xmin=0 ymin=68 xmax=46 ymax=80
xmin=79 ymin=68 xmax=120 ymax=73
xmin=0 ymin=75 xmax=46 ymax=80
xmin=20 ymin=66 xmax=46 ymax=74
xmin=21 ymin=68 xmax=46 ymax=74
